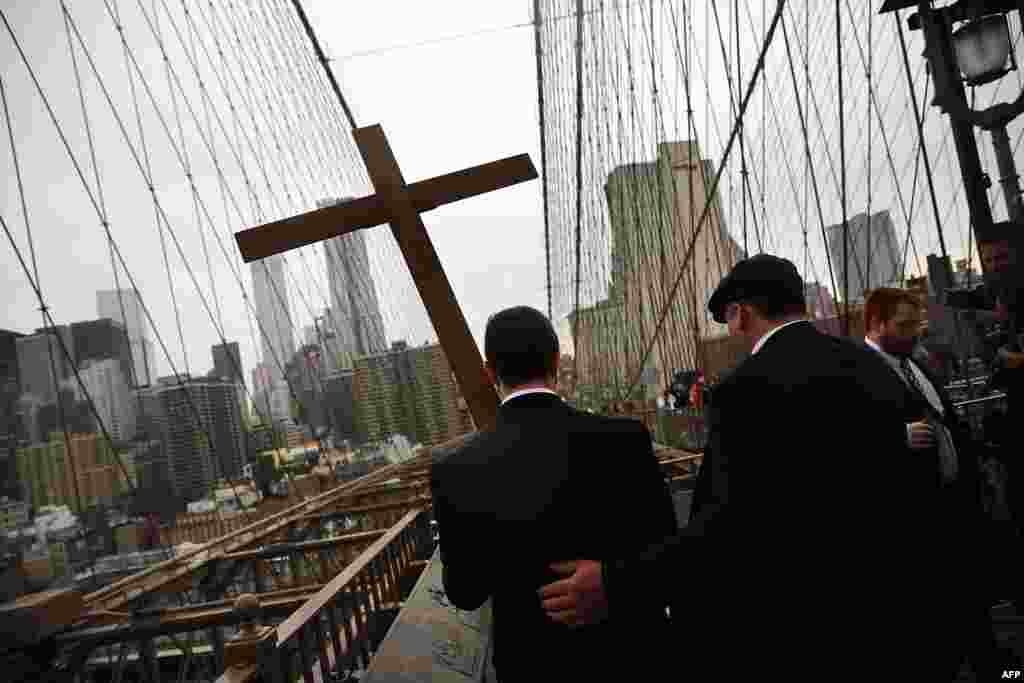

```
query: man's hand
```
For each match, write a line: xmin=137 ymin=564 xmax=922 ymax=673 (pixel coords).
xmin=1001 ymin=350 xmax=1024 ymax=370
xmin=537 ymin=560 xmax=608 ymax=629
xmin=908 ymin=420 xmax=935 ymax=450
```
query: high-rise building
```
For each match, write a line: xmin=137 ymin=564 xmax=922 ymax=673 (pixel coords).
xmin=79 ymin=359 xmax=136 ymax=443
xmin=251 ymin=362 xmax=290 ymax=425
xmin=147 ymin=376 xmax=245 ymax=502
xmin=70 ymin=319 xmax=134 ymax=386
xmin=211 ymin=342 xmax=243 ymax=385
xmin=97 ymin=290 xmax=155 ymax=387
xmin=323 ymin=369 xmax=360 ymax=446
xmin=16 ymin=326 xmax=76 ymax=405
xmin=0 ymin=329 xmax=24 ymax=499
xmin=0 ymin=331 xmax=23 ymax=501
xmin=212 ymin=341 xmax=247 ymax=424
xmin=352 ymin=341 xmax=472 ymax=447
xmin=825 ymin=210 xmax=902 ymax=304
xmin=251 ymin=255 xmax=295 ymax=370
xmin=133 ymin=386 xmax=163 ymax=441
xmin=31 ymin=388 xmax=94 ymax=443
xmin=286 ymin=345 xmax=329 ymax=435
xmin=318 ymin=197 xmax=387 ymax=360
xmin=572 ymin=141 xmax=743 ymax=395
xmin=251 ymin=256 xmax=294 ymax=423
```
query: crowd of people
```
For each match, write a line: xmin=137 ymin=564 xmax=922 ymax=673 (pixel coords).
xmin=429 ymin=247 xmax=1022 ymax=681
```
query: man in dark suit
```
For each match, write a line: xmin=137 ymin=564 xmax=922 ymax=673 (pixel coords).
xmin=863 ymin=287 xmax=1003 ymax=679
xmin=539 ymin=254 xmax=947 ymax=680
xmin=430 ymin=306 xmax=677 ymax=681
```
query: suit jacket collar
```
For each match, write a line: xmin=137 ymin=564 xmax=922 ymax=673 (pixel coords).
xmin=749 ymin=318 xmax=814 ymax=357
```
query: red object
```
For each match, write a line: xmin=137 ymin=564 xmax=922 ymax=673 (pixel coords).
xmin=690 ymin=381 xmax=704 ymax=410
xmin=142 ymin=514 xmax=160 ymax=550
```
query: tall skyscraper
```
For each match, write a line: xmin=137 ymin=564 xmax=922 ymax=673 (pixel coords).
xmin=251 ymin=255 xmax=294 ymax=423
xmin=826 ymin=210 xmax=903 ymax=304
xmin=0 ymin=329 xmax=24 ymax=499
xmin=16 ymin=327 xmax=75 ymax=405
xmin=71 ymin=318 xmax=133 ymax=385
xmin=79 ymin=359 xmax=136 ymax=443
xmin=251 ymin=255 xmax=295 ymax=369
xmin=318 ymin=197 xmax=387 ymax=360
xmin=146 ymin=376 xmax=245 ymax=502
xmin=211 ymin=342 xmax=243 ymax=385
xmin=97 ymin=290 xmax=155 ymax=387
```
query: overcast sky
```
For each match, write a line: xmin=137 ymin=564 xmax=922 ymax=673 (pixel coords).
xmin=0 ymin=1 xmax=558 ymax=392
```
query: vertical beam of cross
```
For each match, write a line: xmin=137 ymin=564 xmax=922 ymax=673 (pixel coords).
xmin=352 ymin=126 xmax=500 ymax=431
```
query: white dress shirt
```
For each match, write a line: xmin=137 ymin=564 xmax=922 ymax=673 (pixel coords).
xmin=863 ymin=338 xmax=943 ymax=416
xmin=500 ymin=387 xmax=560 ymax=406
xmin=864 ymin=337 xmax=957 ymax=481
xmin=751 ymin=319 xmax=809 ymax=356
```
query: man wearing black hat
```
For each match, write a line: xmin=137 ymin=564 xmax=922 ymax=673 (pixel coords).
xmin=539 ymin=255 xmax=944 ymax=679
xmin=430 ymin=306 xmax=677 ymax=681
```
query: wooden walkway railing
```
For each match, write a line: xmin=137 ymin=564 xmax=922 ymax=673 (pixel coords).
xmin=216 ymin=508 xmax=433 ymax=683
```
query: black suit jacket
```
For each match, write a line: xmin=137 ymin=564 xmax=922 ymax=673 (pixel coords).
xmin=604 ymin=322 xmax=947 ymax=679
xmin=430 ymin=392 xmax=677 ymax=680
xmin=870 ymin=349 xmax=982 ymax=489
xmin=868 ymin=348 xmax=990 ymax=584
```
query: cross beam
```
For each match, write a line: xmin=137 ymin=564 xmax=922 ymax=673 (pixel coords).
xmin=234 ymin=124 xmax=538 ymax=430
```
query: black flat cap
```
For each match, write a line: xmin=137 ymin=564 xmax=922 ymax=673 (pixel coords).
xmin=708 ymin=254 xmax=805 ymax=323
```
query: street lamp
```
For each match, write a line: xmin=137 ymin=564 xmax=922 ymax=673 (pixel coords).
xmin=952 ymin=12 xmax=1016 ymax=86
xmin=882 ymin=0 xmax=1024 ymax=261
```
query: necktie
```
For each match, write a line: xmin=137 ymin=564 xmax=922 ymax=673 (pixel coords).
xmin=900 ymin=357 xmax=957 ymax=482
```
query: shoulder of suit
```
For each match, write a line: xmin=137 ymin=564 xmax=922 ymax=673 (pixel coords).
xmin=565 ymin=408 xmax=650 ymax=436
xmin=431 ymin=429 xmax=492 ymax=469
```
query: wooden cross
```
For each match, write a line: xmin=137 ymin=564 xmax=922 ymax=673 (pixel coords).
xmin=234 ymin=124 xmax=538 ymax=431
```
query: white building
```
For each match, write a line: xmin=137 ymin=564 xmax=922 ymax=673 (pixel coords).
xmin=97 ymin=290 xmax=156 ymax=387
xmin=318 ymin=197 xmax=387 ymax=360
xmin=251 ymin=256 xmax=295 ymax=422
xmin=80 ymin=359 xmax=136 ymax=442
xmin=825 ymin=210 xmax=903 ymax=304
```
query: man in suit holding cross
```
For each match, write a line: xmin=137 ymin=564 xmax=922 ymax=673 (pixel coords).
xmin=430 ymin=306 xmax=677 ymax=681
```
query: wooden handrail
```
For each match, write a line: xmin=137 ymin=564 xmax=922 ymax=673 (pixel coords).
xmin=221 ymin=528 xmax=387 ymax=562
xmin=659 ymin=454 xmax=702 ymax=467
xmin=277 ymin=507 xmax=423 ymax=645
xmin=215 ymin=664 xmax=257 ymax=683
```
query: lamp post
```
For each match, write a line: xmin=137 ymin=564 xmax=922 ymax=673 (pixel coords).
xmin=881 ymin=0 xmax=1023 ymax=251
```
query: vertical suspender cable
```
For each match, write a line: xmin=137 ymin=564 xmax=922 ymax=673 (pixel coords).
xmin=837 ymin=0 xmax=850 ymax=336
xmin=534 ymin=0 xmax=553 ymax=322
